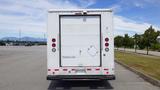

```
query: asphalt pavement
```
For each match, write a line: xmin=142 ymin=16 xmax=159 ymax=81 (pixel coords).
xmin=0 ymin=46 xmax=159 ymax=90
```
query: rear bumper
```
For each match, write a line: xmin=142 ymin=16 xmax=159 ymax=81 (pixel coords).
xmin=47 ymin=75 xmax=115 ymax=80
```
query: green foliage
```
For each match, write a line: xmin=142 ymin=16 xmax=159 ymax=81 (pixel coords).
xmin=114 ymin=36 xmax=123 ymax=48
xmin=143 ymin=26 xmax=160 ymax=54
xmin=0 ymin=41 xmax=5 ymax=46
xmin=123 ymin=34 xmax=134 ymax=48
xmin=128 ymin=37 xmax=134 ymax=48
xmin=123 ymin=34 xmax=130 ymax=48
xmin=115 ymin=51 xmax=160 ymax=80
xmin=114 ymin=25 xmax=160 ymax=52
xmin=0 ymin=40 xmax=46 ymax=46
xmin=137 ymin=35 xmax=145 ymax=49
xmin=114 ymin=34 xmax=135 ymax=49
xmin=151 ymin=43 xmax=160 ymax=51
xmin=143 ymin=26 xmax=159 ymax=47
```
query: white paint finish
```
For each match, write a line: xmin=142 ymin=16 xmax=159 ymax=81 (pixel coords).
xmin=48 ymin=9 xmax=112 ymax=12
xmin=47 ymin=13 xmax=59 ymax=69
xmin=101 ymin=12 xmax=115 ymax=75
xmin=60 ymin=16 xmax=100 ymax=66
xmin=47 ymin=9 xmax=114 ymax=76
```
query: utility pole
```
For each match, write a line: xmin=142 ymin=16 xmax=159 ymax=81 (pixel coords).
xmin=19 ymin=29 xmax=21 ymax=42
xmin=44 ymin=33 xmax=45 ymax=42
xmin=19 ymin=29 xmax=21 ymax=46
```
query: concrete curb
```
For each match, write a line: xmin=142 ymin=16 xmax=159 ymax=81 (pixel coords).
xmin=115 ymin=60 xmax=160 ymax=87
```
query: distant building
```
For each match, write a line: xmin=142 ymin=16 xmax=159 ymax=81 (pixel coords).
xmin=157 ymin=36 xmax=160 ymax=43
xmin=5 ymin=42 xmax=13 ymax=46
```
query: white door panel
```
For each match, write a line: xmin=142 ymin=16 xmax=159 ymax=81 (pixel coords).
xmin=60 ymin=15 xmax=101 ymax=66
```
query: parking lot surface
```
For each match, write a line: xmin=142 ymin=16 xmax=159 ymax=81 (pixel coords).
xmin=0 ymin=46 xmax=159 ymax=90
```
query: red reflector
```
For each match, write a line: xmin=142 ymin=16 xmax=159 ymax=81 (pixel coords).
xmin=48 ymin=69 xmax=51 ymax=71
xmin=63 ymin=69 xmax=68 ymax=71
xmin=52 ymin=43 xmax=56 ymax=47
xmin=105 ymin=43 xmax=109 ymax=46
xmin=52 ymin=38 xmax=56 ymax=42
xmin=55 ymin=69 xmax=59 ymax=71
xmin=106 ymin=72 xmax=109 ymax=74
xmin=95 ymin=68 xmax=100 ymax=70
xmin=105 ymin=38 xmax=109 ymax=42
xmin=87 ymin=68 xmax=91 ymax=71
xmin=104 ymin=68 xmax=108 ymax=70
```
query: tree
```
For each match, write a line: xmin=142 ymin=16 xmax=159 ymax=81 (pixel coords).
xmin=0 ymin=40 xmax=5 ymax=46
xmin=128 ymin=37 xmax=134 ymax=48
xmin=143 ymin=26 xmax=159 ymax=54
xmin=114 ymin=36 xmax=123 ymax=49
xmin=136 ymin=34 xmax=145 ymax=49
xmin=134 ymin=33 xmax=138 ymax=52
xmin=123 ymin=34 xmax=130 ymax=50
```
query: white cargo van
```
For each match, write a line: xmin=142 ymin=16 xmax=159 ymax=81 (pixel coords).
xmin=47 ymin=9 xmax=115 ymax=80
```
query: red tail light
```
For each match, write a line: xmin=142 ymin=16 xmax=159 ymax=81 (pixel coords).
xmin=105 ymin=38 xmax=109 ymax=41
xmin=72 ymin=69 xmax=75 ymax=71
xmin=52 ymin=38 xmax=56 ymax=49
xmin=52 ymin=38 xmax=56 ymax=42
xmin=105 ymin=37 xmax=109 ymax=47
xmin=105 ymin=43 xmax=109 ymax=46
xmin=95 ymin=68 xmax=100 ymax=70
xmin=63 ymin=69 xmax=68 ymax=71
xmin=55 ymin=69 xmax=59 ymax=71
xmin=52 ymin=43 xmax=56 ymax=47
xmin=104 ymin=68 xmax=108 ymax=70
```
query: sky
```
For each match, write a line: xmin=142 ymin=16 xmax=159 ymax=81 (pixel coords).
xmin=0 ymin=0 xmax=160 ymax=38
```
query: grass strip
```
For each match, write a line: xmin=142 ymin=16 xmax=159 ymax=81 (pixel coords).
xmin=115 ymin=50 xmax=160 ymax=80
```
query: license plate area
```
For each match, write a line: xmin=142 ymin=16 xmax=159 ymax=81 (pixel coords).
xmin=75 ymin=69 xmax=86 ymax=74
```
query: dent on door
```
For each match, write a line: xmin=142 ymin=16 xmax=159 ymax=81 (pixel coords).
xmin=87 ymin=45 xmax=98 ymax=57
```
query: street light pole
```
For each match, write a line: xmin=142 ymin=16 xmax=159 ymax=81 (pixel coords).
xmin=19 ymin=29 xmax=21 ymax=42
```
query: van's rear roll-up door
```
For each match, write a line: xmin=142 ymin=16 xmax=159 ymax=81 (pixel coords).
xmin=60 ymin=15 xmax=101 ymax=67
